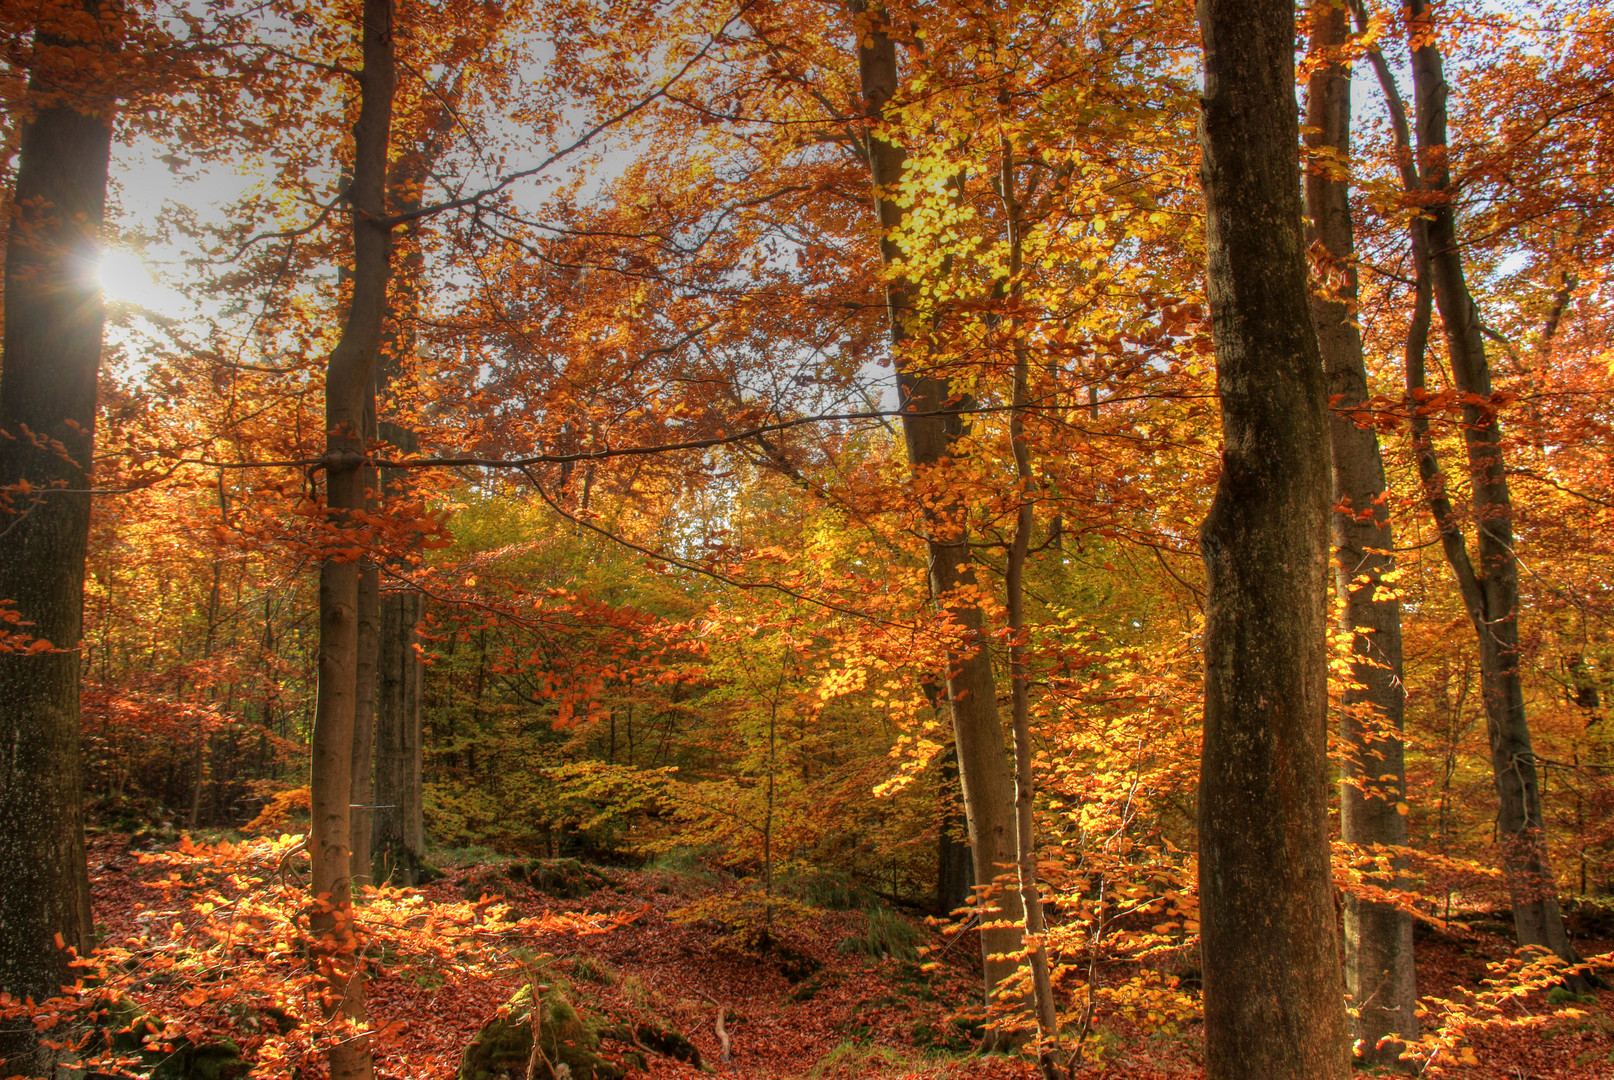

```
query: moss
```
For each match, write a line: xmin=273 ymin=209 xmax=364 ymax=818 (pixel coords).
xmin=506 ymin=858 xmax=617 ymax=899
xmin=87 ymin=998 xmax=248 ymax=1080
xmin=458 ymin=981 xmax=627 ymax=1080
xmin=460 ymin=975 xmax=702 ymax=1080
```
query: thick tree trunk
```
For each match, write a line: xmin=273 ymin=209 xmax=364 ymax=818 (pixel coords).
xmin=0 ymin=6 xmax=114 ymax=1070
xmin=1404 ymin=0 xmax=1579 ymax=970
xmin=1303 ymin=3 xmax=1417 ymax=1064
xmin=310 ymin=3 xmax=394 ymax=1077
xmin=850 ymin=1 xmax=1025 ymax=1017
xmin=1195 ymin=0 xmax=1350 ymax=1076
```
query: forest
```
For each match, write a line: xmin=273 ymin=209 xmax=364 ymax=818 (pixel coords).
xmin=1 ymin=0 xmax=1613 ymax=1077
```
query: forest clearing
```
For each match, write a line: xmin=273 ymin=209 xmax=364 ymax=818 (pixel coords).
xmin=2 ymin=0 xmax=1613 ymax=1077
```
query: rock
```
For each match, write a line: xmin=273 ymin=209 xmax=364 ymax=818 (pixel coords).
xmin=459 ymin=978 xmax=700 ymax=1080
xmin=457 ymin=982 xmax=630 ymax=1080
xmin=507 ymin=858 xmax=617 ymax=899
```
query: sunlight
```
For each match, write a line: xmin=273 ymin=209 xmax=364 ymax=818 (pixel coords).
xmin=97 ymin=248 xmax=182 ymax=314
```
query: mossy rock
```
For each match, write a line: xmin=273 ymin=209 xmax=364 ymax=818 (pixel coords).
xmin=506 ymin=858 xmax=617 ymax=899
xmin=152 ymin=1040 xmax=249 ymax=1080
xmin=458 ymin=982 xmax=631 ymax=1080
xmin=89 ymin=998 xmax=248 ymax=1080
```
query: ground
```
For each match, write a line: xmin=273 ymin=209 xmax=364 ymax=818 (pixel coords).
xmin=79 ymin=835 xmax=1614 ymax=1079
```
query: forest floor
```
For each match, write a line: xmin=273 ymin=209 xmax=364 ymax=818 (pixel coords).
xmin=84 ymin=835 xmax=1614 ymax=1080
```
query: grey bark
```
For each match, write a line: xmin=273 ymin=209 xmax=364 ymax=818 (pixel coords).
xmin=374 ymin=589 xmax=425 ymax=883
xmin=367 ymin=89 xmax=455 ymax=887
xmin=351 ymin=556 xmax=378 ymax=885
xmin=1195 ymin=0 xmax=1351 ymax=1075
xmin=0 ymin=6 xmax=114 ymax=1070
xmin=849 ymin=0 xmax=1026 ymax=1013
xmin=310 ymin=2 xmax=394 ymax=1077
xmin=1403 ymin=0 xmax=1579 ymax=971
xmin=1303 ymin=2 xmax=1417 ymax=1063
xmin=936 ymin=739 xmax=974 ymax=916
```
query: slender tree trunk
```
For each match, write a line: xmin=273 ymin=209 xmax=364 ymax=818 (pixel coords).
xmin=374 ymin=588 xmax=425 ymax=883
xmin=351 ymin=355 xmax=379 ymax=886
xmin=936 ymin=738 xmax=974 ymax=916
xmin=368 ymin=87 xmax=456 ymax=887
xmin=1000 ymin=141 xmax=1063 ymax=1074
xmin=310 ymin=3 xmax=393 ymax=1077
xmin=1195 ymin=0 xmax=1350 ymax=1075
xmin=351 ymin=556 xmax=378 ymax=885
xmin=1303 ymin=3 xmax=1416 ymax=1063
xmin=850 ymin=0 xmax=1025 ymax=1018
xmin=1400 ymin=0 xmax=1580 ymax=972
xmin=0 ymin=5 xmax=114 ymax=1070
xmin=925 ymin=678 xmax=974 ymax=916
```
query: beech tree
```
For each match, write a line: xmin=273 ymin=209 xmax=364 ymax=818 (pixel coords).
xmin=0 ymin=1 xmax=117 ymax=1067
xmin=309 ymin=1 xmax=395 ymax=1077
xmin=1304 ymin=0 xmax=1416 ymax=1061
xmin=1378 ymin=0 xmax=1583 ymax=972
xmin=849 ymin=0 xmax=1027 ymax=1024
xmin=1195 ymin=0 xmax=1350 ymax=1075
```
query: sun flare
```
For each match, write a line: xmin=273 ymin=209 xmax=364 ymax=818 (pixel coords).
xmin=97 ymin=248 xmax=179 ymax=313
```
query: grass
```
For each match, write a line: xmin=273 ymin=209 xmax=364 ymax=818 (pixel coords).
xmin=806 ymin=1039 xmax=917 ymax=1079
xmin=835 ymin=906 xmax=921 ymax=962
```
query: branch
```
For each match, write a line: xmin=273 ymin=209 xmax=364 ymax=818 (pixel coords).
xmin=380 ymin=3 xmax=753 ymax=228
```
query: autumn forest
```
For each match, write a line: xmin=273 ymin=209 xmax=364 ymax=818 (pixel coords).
xmin=1 ymin=0 xmax=1613 ymax=1077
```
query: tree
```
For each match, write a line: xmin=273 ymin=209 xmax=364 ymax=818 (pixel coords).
xmin=1303 ymin=0 xmax=1416 ymax=1062
xmin=1386 ymin=0 xmax=1583 ymax=972
xmin=309 ymin=1 xmax=395 ymax=1076
xmin=0 ymin=1 xmax=118 ymax=1067
xmin=848 ymin=0 xmax=1026 ymax=1024
xmin=1195 ymin=0 xmax=1350 ymax=1074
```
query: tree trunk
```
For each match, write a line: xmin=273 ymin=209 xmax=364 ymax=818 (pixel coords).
xmin=850 ymin=0 xmax=1025 ymax=1017
xmin=1001 ymin=141 xmax=1064 ymax=1074
xmin=350 ymin=557 xmax=378 ymax=885
xmin=936 ymin=738 xmax=974 ymax=916
xmin=374 ymin=588 xmax=425 ymax=883
xmin=351 ymin=356 xmax=379 ymax=886
xmin=1403 ymin=0 xmax=1579 ymax=971
xmin=1195 ymin=0 xmax=1350 ymax=1075
xmin=366 ymin=84 xmax=456 ymax=888
xmin=1303 ymin=3 xmax=1417 ymax=1064
xmin=310 ymin=2 xmax=393 ymax=1077
xmin=0 ymin=5 xmax=114 ymax=1069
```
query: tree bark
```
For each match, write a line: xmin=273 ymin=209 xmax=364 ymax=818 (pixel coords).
xmin=374 ymin=588 xmax=425 ymax=883
xmin=1195 ymin=0 xmax=1351 ymax=1075
xmin=310 ymin=2 xmax=394 ymax=1077
xmin=936 ymin=738 xmax=974 ymax=916
xmin=850 ymin=0 xmax=1026 ymax=1016
xmin=1303 ymin=3 xmax=1417 ymax=1063
xmin=0 ymin=5 xmax=114 ymax=1069
xmin=1001 ymin=141 xmax=1063 ymax=1074
xmin=351 ymin=556 xmax=378 ymax=885
xmin=368 ymin=93 xmax=452 ymax=886
xmin=1403 ymin=0 xmax=1579 ymax=970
